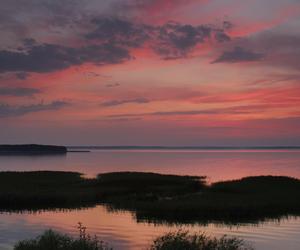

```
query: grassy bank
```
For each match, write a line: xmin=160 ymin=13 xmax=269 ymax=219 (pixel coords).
xmin=1 ymin=171 xmax=300 ymax=223
xmin=14 ymin=227 xmax=252 ymax=250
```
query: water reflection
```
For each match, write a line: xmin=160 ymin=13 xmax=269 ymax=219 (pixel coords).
xmin=1 ymin=205 xmax=300 ymax=250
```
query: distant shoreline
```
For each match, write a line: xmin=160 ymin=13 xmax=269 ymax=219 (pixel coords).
xmin=1 ymin=144 xmax=299 ymax=155
xmin=68 ymin=145 xmax=300 ymax=150
xmin=0 ymin=144 xmax=67 ymax=155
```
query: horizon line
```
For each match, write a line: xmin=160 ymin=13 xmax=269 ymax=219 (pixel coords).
xmin=67 ymin=145 xmax=300 ymax=149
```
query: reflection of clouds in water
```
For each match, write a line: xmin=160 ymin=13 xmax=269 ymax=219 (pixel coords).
xmin=0 ymin=214 xmax=47 ymax=249
xmin=0 ymin=208 xmax=135 ymax=250
xmin=0 ymin=206 xmax=300 ymax=250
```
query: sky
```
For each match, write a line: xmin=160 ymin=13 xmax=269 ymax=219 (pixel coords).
xmin=0 ymin=0 xmax=300 ymax=146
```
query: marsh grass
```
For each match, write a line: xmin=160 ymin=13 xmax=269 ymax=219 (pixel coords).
xmin=103 ymin=175 xmax=300 ymax=224
xmin=0 ymin=171 xmax=205 ymax=210
xmin=1 ymin=171 xmax=300 ymax=224
xmin=96 ymin=171 xmax=206 ymax=199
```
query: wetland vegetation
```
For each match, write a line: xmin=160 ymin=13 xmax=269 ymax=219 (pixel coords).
xmin=1 ymin=171 xmax=300 ymax=224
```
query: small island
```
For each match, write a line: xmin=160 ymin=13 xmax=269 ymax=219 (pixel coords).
xmin=0 ymin=144 xmax=67 ymax=155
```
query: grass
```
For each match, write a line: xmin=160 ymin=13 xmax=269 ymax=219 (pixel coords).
xmin=14 ymin=226 xmax=252 ymax=250
xmin=14 ymin=223 xmax=112 ymax=250
xmin=149 ymin=230 xmax=253 ymax=250
xmin=1 ymin=171 xmax=300 ymax=223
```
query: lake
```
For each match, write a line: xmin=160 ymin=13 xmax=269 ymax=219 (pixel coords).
xmin=1 ymin=149 xmax=300 ymax=249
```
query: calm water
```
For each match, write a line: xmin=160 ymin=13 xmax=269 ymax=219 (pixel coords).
xmin=1 ymin=149 xmax=300 ymax=182
xmin=1 ymin=149 xmax=300 ymax=249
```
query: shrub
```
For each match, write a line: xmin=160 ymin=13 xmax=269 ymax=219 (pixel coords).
xmin=14 ymin=227 xmax=253 ymax=250
xmin=14 ymin=223 xmax=111 ymax=250
xmin=149 ymin=230 xmax=253 ymax=250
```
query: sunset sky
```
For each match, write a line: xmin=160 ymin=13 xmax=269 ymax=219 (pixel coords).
xmin=0 ymin=0 xmax=300 ymax=146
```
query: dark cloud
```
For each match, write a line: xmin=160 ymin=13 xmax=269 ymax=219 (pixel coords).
xmin=101 ymin=97 xmax=150 ymax=107
xmin=117 ymin=0 xmax=188 ymax=9
xmin=86 ymin=17 xmax=151 ymax=47
xmin=0 ymin=87 xmax=40 ymax=96
xmin=215 ymin=31 xmax=300 ymax=69
xmin=214 ymin=31 xmax=231 ymax=43
xmin=86 ymin=17 xmax=215 ymax=56
xmin=0 ymin=42 xmax=131 ymax=73
xmin=212 ymin=46 xmax=264 ymax=63
xmin=86 ymin=17 xmax=231 ymax=60
xmin=255 ymin=33 xmax=300 ymax=70
xmin=0 ymin=15 xmax=232 ymax=75
xmin=0 ymin=101 xmax=68 ymax=118
xmin=0 ymin=1 xmax=232 ymax=73
xmin=0 ymin=0 xmax=93 ymax=49
xmin=154 ymin=22 xmax=229 ymax=59
xmin=159 ymin=23 xmax=210 ymax=48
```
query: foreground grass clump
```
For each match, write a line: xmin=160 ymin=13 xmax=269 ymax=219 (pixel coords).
xmin=150 ymin=230 xmax=253 ymax=250
xmin=14 ymin=223 xmax=112 ymax=250
xmin=14 ymin=227 xmax=252 ymax=250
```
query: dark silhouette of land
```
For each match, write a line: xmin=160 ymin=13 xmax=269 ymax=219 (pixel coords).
xmin=1 ymin=171 xmax=300 ymax=224
xmin=0 ymin=144 xmax=67 ymax=155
